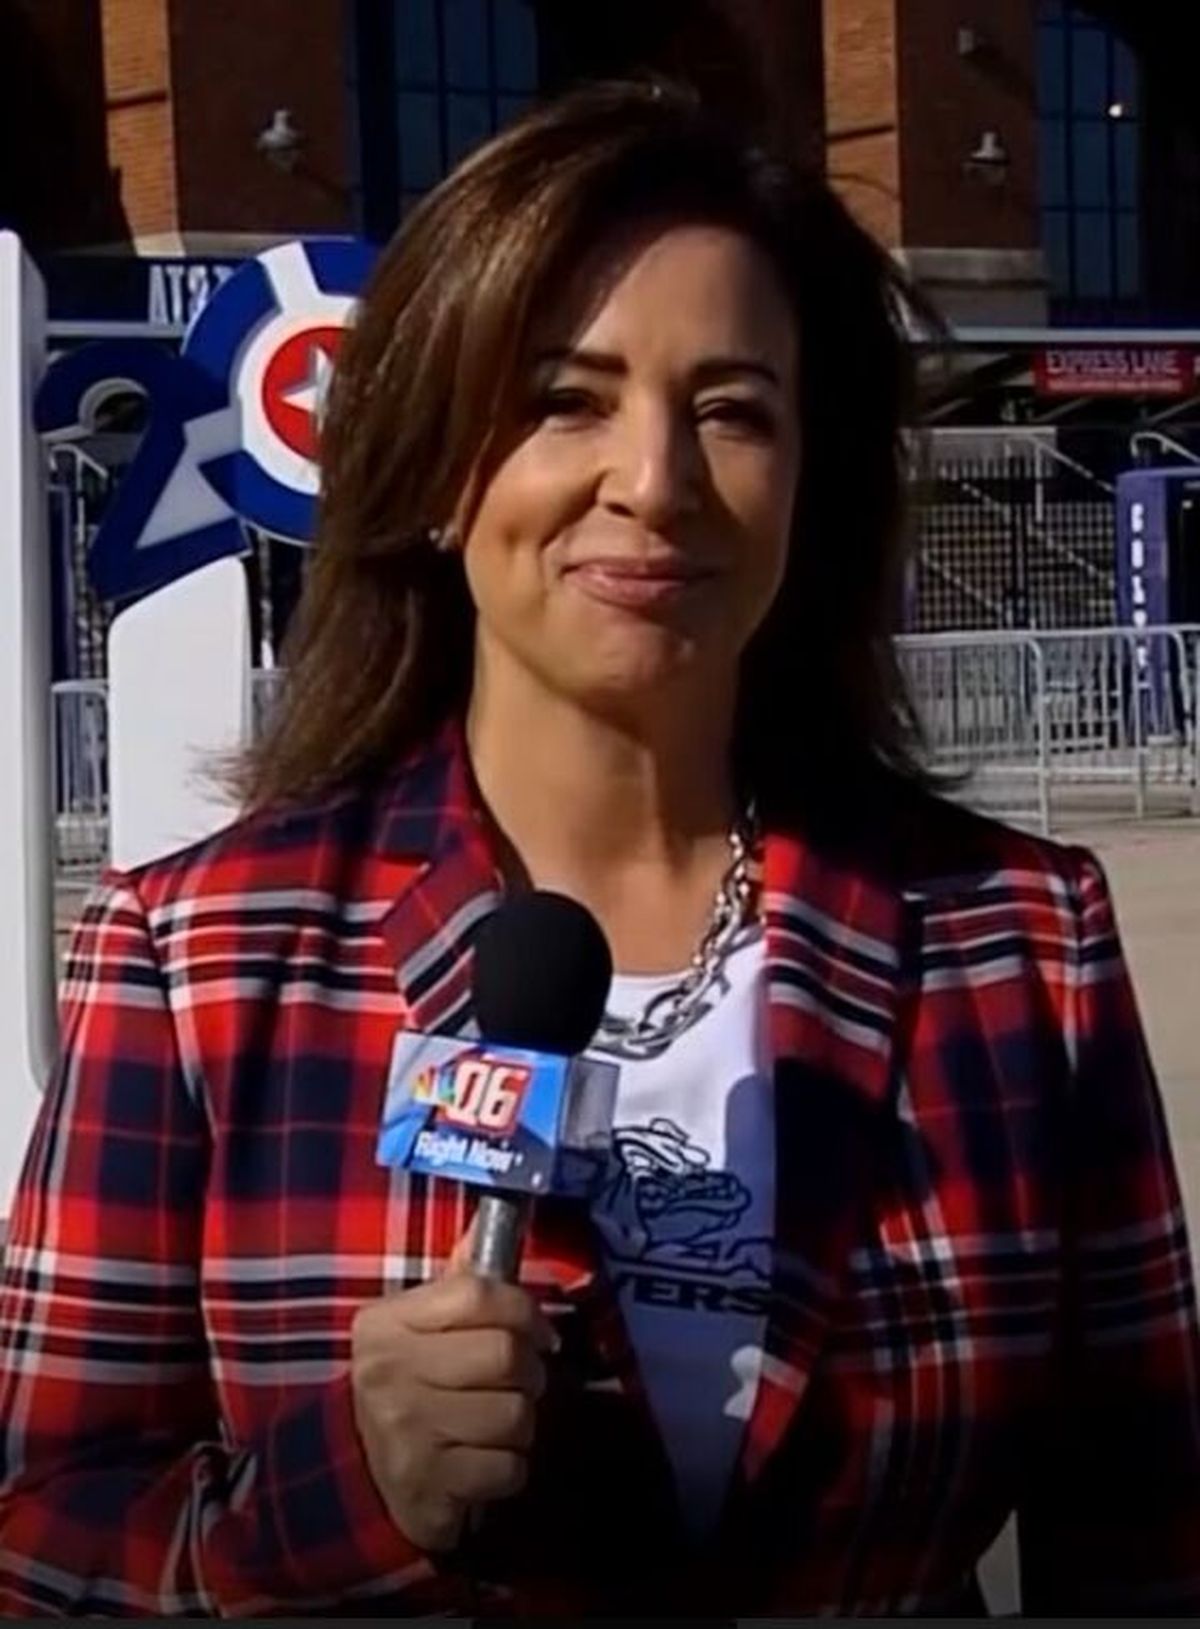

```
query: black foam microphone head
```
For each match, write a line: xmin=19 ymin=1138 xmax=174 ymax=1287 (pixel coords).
xmin=471 ymin=891 xmax=613 ymax=1056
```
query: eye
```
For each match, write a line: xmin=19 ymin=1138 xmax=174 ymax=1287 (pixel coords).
xmin=697 ymin=398 xmax=778 ymax=438
xmin=531 ymin=386 xmax=605 ymax=425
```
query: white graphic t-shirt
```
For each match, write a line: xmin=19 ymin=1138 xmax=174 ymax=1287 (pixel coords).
xmin=587 ymin=928 xmax=775 ymax=1538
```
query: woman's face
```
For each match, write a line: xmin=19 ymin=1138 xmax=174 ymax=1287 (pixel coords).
xmin=461 ymin=221 xmax=801 ymax=717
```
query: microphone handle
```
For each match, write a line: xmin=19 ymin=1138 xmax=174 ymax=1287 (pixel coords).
xmin=470 ymin=1190 xmax=530 ymax=1281
xmin=461 ymin=1191 xmax=534 ymax=1568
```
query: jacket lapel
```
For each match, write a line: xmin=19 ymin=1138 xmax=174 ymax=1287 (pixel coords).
xmin=735 ymin=819 xmax=909 ymax=1483
xmin=375 ymin=729 xmax=501 ymax=1035
xmin=373 ymin=727 xmax=607 ymax=1308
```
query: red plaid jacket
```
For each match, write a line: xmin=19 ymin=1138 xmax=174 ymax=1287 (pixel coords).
xmin=2 ymin=726 xmax=1198 ymax=1616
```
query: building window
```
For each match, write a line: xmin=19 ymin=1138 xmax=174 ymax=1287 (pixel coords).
xmin=1037 ymin=0 xmax=1141 ymax=312
xmin=351 ymin=0 xmax=538 ymax=242
xmin=395 ymin=0 xmax=538 ymax=217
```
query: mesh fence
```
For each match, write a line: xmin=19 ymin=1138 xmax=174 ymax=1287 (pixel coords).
xmin=48 ymin=455 xmax=114 ymax=681
xmin=908 ymin=452 xmax=1116 ymax=632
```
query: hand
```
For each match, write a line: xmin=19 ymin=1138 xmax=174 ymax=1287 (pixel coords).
xmin=349 ymin=1226 xmax=557 ymax=1553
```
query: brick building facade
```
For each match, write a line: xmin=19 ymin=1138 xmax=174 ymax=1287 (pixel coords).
xmin=3 ymin=0 xmax=351 ymax=256
xmin=6 ymin=2 xmax=1200 ymax=335
xmin=12 ymin=3 xmax=1200 ymax=664
xmin=0 ymin=0 xmax=1033 ymax=320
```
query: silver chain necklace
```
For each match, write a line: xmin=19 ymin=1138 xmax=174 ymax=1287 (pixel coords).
xmin=591 ymin=811 xmax=760 ymax=1061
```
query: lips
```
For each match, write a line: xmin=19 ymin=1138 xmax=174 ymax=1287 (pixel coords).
xmin=564 ymin=555 xmax=713 ymax=611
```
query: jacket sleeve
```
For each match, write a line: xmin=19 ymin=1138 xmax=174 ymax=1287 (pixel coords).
xmin=0 ymin=873 xmax=446 ymax=1616
xmin=1017 ymin=847 xmax=1200 ymax=1614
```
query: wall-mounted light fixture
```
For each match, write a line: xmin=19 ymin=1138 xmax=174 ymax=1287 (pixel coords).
xmin=963 ymin=129 xmax=1009 ymax=186
xmin=255 ymin=108 xmax=305 ymax=172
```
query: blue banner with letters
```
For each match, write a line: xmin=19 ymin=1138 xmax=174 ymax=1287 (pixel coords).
xmin=43 ymin=253 xmax=243 ymax=329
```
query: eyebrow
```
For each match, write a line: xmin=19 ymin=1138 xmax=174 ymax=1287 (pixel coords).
xmin=533 ymin=346 xmax=783 ymax=390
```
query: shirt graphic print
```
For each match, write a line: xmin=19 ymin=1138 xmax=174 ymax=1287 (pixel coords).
xmin=588 ymin=928 xmax=775 ymax=1538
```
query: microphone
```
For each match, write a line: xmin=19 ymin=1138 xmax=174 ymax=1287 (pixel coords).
xmin=469 ymin=892 xmax=612 ymax=1280
xmin=376 ymin=890 xmax=614 ymax=1282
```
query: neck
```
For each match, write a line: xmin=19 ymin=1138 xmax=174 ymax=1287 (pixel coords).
xmin=467 ymin=665 xmax=738 ymax=866
xmin=464 ymin=650 xmax=741 ymax=970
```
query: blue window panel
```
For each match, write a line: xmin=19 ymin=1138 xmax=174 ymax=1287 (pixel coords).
xmin=1072 ymin=119 xmax=1110 ymax=209
xmin=445 ymin=0 xmax=488 ymax=90
xmin=498 ymin=92 xmax=533 ymax=129
xmin=1117 ymin=210 xmax=1141 ymax=297
xmin=1037 ymin=24 xmax=1066 ymax=115
xmin=494 ymin=0 xmax=538 ymax=91
xmin=447 ymin=91 xmax=492 ymax=166
xmin=1114 ymin=120 xmax=1138 ymax=208
xmin=1039 ymin=117 xmax=1067 ymax=207
xmin=1043 ymin=209 xmax=1071 ymax=295
xmin=398 ymin=91 xmax=443 ymax=190
xmin=1073 ymin=211 xmax=1112 ymax=298
xmin=1071 ymin=26 xmax=1108 ymax=116
xmin=395 ymin=0 xmax=438 ymax=89
xmin=1112 ymin=36 xmax=1139 ymax=116
xmin=346 ymin=2 xmax=361 ymax=86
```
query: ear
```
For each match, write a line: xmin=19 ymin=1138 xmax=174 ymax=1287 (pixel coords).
xmin=429 ymin=523 xmax=461 ymax=553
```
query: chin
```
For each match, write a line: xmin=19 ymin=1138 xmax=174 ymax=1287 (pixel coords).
xmin=584 ymin=611 xmax=701 ymax=670
xmin=562 ymin=648 xmax=706 ymax=713
xmin=576 ymin=670 xmax=679 ymax=705
xmin=534 ymin=614 xmax=740 ymax=714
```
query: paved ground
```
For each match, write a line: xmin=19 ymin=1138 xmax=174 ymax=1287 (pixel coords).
xmin=1066 ymin=818 xmax=1200 ymax=1234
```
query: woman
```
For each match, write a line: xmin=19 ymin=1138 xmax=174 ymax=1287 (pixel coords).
xmin=2 ymin=82 xmax=1198 ymax=1618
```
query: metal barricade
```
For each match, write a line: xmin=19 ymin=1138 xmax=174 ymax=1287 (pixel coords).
xmin=898 ymin=632 xmax=1050 ymax=831
xmin=48 ymin=634 xmax=1199 ymax=878
xmin=898 ymin=625 xmax=1200 ymax=832
xmin=46 ymin=445 xmax=113 ymax=680
xmin=51 ymin=681 xmax=110 ymax=878
xmin=251 ymin=666 xmax=285 ymax=740
xmin=48 ymin=670 xmax=283 ymax=886
xmin=1195 ymin=634 xmax=1200 ymax=816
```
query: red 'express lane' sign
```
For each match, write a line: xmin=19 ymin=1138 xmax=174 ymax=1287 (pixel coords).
xmin=1034 ymin=346 xmax=1200 ymax=396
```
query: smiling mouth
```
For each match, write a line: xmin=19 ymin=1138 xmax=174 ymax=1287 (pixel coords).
xmin=564 ymin=559 xmax=714 ymax=611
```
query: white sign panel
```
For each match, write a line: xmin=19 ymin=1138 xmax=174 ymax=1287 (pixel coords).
xmin=0 ymin=235 xmax=57 ymax=1213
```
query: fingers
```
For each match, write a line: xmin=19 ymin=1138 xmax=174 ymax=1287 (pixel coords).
xmin=446 ymin=1213 xmax=480 ymax=1275
xmin=350 ymin=1248 xmax=555 ymax=1551
xmin=408 ymin=1326 xmax=548 ymax=1396
xmin=438 ymin=1445 xmax=530 ymax=1502
xmin=397 ymin=1270 xmax=559 ymax=1354
xmin=431 ymin=1388 xmax=538 ymax=1451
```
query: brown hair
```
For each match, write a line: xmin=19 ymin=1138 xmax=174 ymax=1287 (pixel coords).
xmin=239 ymin=79 xmax=937 ymax=818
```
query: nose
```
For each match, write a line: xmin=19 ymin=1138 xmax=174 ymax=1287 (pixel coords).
xmin=596 ymin=398 xmax=702 ymax=529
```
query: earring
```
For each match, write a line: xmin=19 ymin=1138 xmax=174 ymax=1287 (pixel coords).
xmin=428 ymin=523 xmax=460 ymax=552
